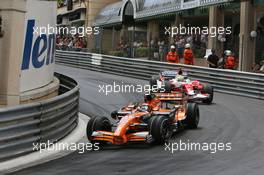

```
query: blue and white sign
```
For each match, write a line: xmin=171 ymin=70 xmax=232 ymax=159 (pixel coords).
xmin=20 ymin=0 xmax=56 ymax=92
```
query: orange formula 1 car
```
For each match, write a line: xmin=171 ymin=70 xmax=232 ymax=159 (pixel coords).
xmin=86 ymin=93 xmax=200 ymax=145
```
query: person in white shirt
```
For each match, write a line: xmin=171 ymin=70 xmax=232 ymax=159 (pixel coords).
xmin=260 ymin=60 xmax=264 ymax=72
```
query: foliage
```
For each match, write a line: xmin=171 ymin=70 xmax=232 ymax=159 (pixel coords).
xmin=108 ymin=51 xmax=125 ymax=57
xmin=135 ymin=47 xmax=148 ymax=58
xmin=193 ymin=48 xmax=205 ymax=59
xmin=57 ymin=0 xmax=64 ymax=3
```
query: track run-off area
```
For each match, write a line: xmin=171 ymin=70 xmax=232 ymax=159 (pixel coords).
xmin=13 ymin=65 xmax=264 ymax=175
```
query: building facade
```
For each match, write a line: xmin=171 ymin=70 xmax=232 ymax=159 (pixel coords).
xmin=57 ymin=0 xmax=120 ymax=50
xmin=57 ymin=0 xmax=87 ymax=28
xmin=92 ymin=0 xmax=264 ymax=72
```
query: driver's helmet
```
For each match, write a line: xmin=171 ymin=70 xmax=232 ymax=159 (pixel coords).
xmin=176 ymin=75 xmax=185 ymax=82
xmin=178 ymin=69 xmax=183 ymax=75
xmin=138 ymin=104 xmax=150 ymax=112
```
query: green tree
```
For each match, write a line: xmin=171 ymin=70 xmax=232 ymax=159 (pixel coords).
xmin=46 ymin=0 xmax=64 ymax=5
xmin=57 ymin=0 xmax=64 ymax=4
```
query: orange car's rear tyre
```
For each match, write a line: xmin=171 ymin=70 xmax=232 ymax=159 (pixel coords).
xmin=149 ymin=115 xmax=171 ymax=144
xmin=186 ymin=103 xmax=199 ymax=129
xmin=86 ymin=116 xmax=111 ymax=144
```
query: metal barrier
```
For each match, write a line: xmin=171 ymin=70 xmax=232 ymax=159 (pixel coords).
xmin=55 ymin=50 xmax=264 ymax=100
xmin=0 ymin=73 xmax=79 ymax=162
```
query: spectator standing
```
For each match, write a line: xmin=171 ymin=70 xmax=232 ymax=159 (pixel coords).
xmin=133 ymin=41 xmax=138 ymax=58
xmin=183 ymin=43 xmax=194 ymax=65
xmin=150 ymin=39 xmax=155 ymax=60
xmin=207 ymin=49 xmax=219 ymax=68
xmin=201 ymin=34 xmax=208 ymax=49
xmin=217 ymin=51 xmax=228 ymax=69
xmin=178 ymin=36 xmax=185 ymax=59
xmin=186 ymin=35 xmax=193 ymax=46
xmin=166 ymin=45 xmax=179 ymax=63
xmin=153 ymin=39 xmax=159 ymax=61
xmin=252 ymin=63 xmax=261 ymax=72
xmin=259 ymin=60 xmax=264 ymax=73
xmin=158 ymin=40 xmax=165 ymax=61
xmin=224 ymin=50 xmax=236 ymax=70
xmin=68 ymin=38 xmax=73 ymax=49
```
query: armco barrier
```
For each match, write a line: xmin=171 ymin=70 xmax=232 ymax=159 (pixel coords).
xmin=0 ymin=73 xmax=79 ymax=162
xmin=55 ymin=50 xmax=264 ymax=100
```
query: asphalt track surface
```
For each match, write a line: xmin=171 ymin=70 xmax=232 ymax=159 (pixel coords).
xmin=13 ymin=65 xmax=264 ymax=175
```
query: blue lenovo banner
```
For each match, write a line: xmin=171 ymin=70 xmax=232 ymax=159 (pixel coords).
xmin=20 ymin=0 xmax=56 ymax=92
xmin=22 ymin=20 xmax=55 ymax=70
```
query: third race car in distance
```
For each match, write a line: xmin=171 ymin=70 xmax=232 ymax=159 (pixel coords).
xmin=150 ymin=69 xmax=214 ymax=104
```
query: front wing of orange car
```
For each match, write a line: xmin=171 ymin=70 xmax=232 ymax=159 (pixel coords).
xmin=90 ymin=131 xmax=150 ymax=145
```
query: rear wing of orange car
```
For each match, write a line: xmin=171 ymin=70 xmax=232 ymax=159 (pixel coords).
xmin=154 ymin=93 xmax=185 ymax=101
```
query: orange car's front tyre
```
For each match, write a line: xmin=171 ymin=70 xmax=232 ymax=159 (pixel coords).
xmin=86 ymin=116 xmax=112 ymax=144
xmin=149 ymin=75 xmax=159 ymax=87
xmin=149 ymin=115 xmax=171 ymax=144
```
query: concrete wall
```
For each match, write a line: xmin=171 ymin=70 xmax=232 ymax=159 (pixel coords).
xmin=86 ymin=0 xmax=120 ymax=50
xmin=0 ymin=0 xmax=59 ymax=107
xmin=147 ymin=20 xmax=159 ymax=45
xmin=239 ymin=1 xmax=256 ymax=71
xmin=208 ymin=6 xmax=224 ymax=56
xmin=102 ymin=28 xmax=113 ymax=53
xmin=0 ymin=0 xmax=27 ymax=106
xmin=57 ymin=1 xmax=86 ymax=15
xmin=57 ymin=1 xmax=86 ymax=27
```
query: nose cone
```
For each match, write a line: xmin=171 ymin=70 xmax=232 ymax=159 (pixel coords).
xmin=113 ymin=115 xmax=135 ymax=143
xmin=113 ymin=136 xmax=125 ymax=144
